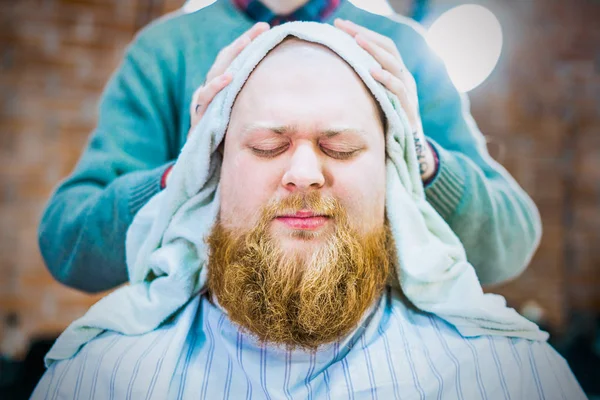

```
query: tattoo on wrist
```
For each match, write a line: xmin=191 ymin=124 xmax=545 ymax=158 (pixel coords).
xmin=413 ymin=135 xmax=428 ymax=175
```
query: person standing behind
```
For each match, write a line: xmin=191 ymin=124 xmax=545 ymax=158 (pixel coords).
xmin=38 ymin=0 xmax=542 ymax=293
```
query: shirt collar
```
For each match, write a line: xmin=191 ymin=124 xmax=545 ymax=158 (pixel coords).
xmin=232 ymin=0 xmax=341 ymax=25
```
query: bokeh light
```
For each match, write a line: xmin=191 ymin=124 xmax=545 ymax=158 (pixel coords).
xmin=426 ymin=4 xmax=503 ymax=92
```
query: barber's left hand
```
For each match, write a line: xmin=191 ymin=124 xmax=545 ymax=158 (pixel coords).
xmin=334 ymin=19 xmax=437 ymax=182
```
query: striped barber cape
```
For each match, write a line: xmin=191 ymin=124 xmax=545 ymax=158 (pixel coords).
xmin=32 ymin=287 xmax=586 ymax=400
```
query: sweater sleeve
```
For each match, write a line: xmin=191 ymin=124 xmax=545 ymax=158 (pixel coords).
xmin=408 ymin=26 xmax=542 ymax=285
xmin=38 ymin=32 xmax=181 ymax=293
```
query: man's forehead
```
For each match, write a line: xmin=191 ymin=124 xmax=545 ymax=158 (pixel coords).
xmin=228 ymin=35 xmax=387 ymax=136
xmin=251 ymin=37 xmax=352 ymax=75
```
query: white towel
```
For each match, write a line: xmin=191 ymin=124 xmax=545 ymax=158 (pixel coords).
xmin=45 ymin=21 xmax=547 ymax=367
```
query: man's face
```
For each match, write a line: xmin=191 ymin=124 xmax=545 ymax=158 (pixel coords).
xmin=208 ymin=40 xmax=392 ymax=349
xmin=219 ymin=40 xmax=387 ymax=251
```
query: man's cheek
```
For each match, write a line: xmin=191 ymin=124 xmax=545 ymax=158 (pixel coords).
xmin=232 ymin=168 xmax=276 ymax=211
xmin=332 ymin=170 xmax=367 ymax=200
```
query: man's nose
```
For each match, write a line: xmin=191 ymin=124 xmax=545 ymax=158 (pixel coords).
xmin=281 ymin=144 xmax=325 ymax=191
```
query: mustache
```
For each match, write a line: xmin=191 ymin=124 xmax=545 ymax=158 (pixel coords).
xmin=262 ymin=192 xmax=344 ymax=220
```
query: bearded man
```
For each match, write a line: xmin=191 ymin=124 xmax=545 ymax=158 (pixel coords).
xmin=32 ymin=24 xmax=584 ymax=400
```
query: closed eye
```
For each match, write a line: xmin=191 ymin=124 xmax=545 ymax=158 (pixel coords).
xmin=251 ymin=145 xmax=288 ymax=158
xmin=251 ymin=145 xmax=359 ymax=159
xmin=320 ymin=146 xmax=359 ymax=160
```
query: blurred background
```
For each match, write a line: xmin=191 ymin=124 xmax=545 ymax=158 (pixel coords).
xmin=0 ymin=0 xmax=598 ymax=397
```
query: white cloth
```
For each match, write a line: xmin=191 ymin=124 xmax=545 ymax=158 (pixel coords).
xmin=45 ymin=21 xmax=547 ymax=367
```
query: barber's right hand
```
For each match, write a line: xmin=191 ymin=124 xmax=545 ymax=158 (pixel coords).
xmin=188 ymin=22 xmax=270 ymax=134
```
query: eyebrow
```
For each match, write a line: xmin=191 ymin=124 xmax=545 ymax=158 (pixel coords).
xmin=241 ymin=123 xmax=369 ymax=139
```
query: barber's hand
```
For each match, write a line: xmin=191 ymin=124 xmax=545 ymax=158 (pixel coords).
xmin=188 ymin=22 xmax=270 ymax=133
xmin=334 ymin=19 xmax=436 ymax=182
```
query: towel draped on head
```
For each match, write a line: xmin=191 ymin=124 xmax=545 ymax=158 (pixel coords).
xmin=45 ymin=21 xmax=546 ymax=367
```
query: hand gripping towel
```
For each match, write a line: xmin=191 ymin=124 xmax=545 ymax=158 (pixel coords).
xmin=45 ymin=21 xmax=547 ymax=366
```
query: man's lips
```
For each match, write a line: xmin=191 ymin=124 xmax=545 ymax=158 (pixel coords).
xmin=275 ymin=211 xmax=330 ymax=230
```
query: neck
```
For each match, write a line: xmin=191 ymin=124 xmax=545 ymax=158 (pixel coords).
xmin=259 ymin=0 xmax=310 ymax=15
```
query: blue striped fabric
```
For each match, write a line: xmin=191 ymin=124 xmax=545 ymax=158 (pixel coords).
xmin=32 ymin=288 xmax=586 ymax=399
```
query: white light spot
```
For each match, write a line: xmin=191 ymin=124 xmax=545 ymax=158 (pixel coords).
xmin=426 ymin=4 xmax=503 ymax=92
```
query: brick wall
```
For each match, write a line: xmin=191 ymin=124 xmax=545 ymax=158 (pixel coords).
xmin=0 ymin=0 xmax=598 ymax=352
xmin=0 ymin=0 xmax=183 ymax=355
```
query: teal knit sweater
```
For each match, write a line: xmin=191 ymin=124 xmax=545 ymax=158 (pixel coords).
xmin=38 ymin=0 xmax=542 ymax=293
